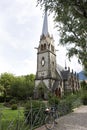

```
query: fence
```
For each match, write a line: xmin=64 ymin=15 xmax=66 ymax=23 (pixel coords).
xmin=0 ymin=96 xmax=80 ymax=130
xmin=0 ymin=105 xmax=46 ymax=130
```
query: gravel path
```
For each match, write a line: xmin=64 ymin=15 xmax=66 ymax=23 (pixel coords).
xmin=35 ymin=105 xmax=87 ymax=130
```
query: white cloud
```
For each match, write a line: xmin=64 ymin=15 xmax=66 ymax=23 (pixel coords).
xmin=0 ymin=57 xmax=15 ymax=74
xmin=0 ymin=0 xmax=82 ymax=76
xmin=23 ymin=58 xmax=37 ymax=74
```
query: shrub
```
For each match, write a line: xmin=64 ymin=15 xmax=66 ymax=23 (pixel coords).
xmin=81 ymin=81 xmax=87 ymax=90
xmin=0 ymin=96 xmax=4 ymax=103
xmin=72 ymin=97 xmax=82 ymax=108
xmin=58 ymin=100 xmax=72 ymax=116
xmin=11 ymin=104 xmax=18 ymax=110
xmin=82 ymin=93 xmax=87 ymax=105
xmin=48 ymin=94 xmax=60 ymax=107
xmin=10 ymin=99 xmax=17 ymax=105
xmin=6 ymin=96 xmax=12 ymax=102
xmin=63 ymin=92 xmax=82 ymax=109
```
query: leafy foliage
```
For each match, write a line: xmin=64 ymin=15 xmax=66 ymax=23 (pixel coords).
xmin=82 ymin=94 xmax=87 ymax=105
xmin=11 ymin=104 xmax=18 ymax=110
xmin=0 ymin=73 xmax=15 ymax=100
xmin=24 ymin=100 xmax=45 ymax=127
xmin=0 ymin=73 xmax=35 ymax=101
xmin=81 ymin=80 xmax=87 ymax=90
xmin=37 ymin=0 xmax=87 ymax=73
xmin=48 ymin=94 xmax=60 ymax=107
xmin=10 ymin=74 xmax=35 ymax=100
xmin=80 ymin=81 xmax=87 ymax=105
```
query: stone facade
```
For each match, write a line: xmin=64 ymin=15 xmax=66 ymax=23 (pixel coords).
xmin=34 ymin=11 xmax=80 ymax=99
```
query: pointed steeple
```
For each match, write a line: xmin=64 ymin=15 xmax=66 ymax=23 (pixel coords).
xmin=42 ymin=10 xmax=49 ymax=36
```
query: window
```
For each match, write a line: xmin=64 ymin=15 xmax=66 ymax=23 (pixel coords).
xmin=41 ymin=43 xmax=46 ymax=51
xmin=41 ymin=45 xmax=44 ymax=50
xmin=44 ymin=43 xmax=46 ymax=50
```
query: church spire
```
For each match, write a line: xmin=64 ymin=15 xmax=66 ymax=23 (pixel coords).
xmin=42 ymin=10 xmax=49 ymax=36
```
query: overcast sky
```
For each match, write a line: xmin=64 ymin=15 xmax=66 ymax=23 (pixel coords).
xmin=0 ymin=0 xmax=82 ymax=76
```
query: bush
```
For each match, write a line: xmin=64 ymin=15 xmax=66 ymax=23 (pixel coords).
xmin=81 ymin=81 xmax=87 ymax=90
xmin=82 ymin=93 xmax=87 ymax=105
xmin=10 ymin=99 xmax=17 ymax=105
xmin=58 ymin=100 xmax=72 ymax=116
xmin=0 ymin=96 xmax=4 ymax=103
xmin=63 ymin=92 xmax=82 ymax=109
xmin=11 ymin=104 xmax=18 ymax=110
xmin=48 ymin=94 xmax=60 ymax=107
xmin=5 ymin=96 xmax=12 ymax=102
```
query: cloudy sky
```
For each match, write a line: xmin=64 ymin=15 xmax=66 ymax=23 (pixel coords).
xmin=0 ymin=0 xmax=82 ymax=76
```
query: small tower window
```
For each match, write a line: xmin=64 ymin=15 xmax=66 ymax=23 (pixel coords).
xmin=44 ymin=43 xmax=46 ymax=50
xmin=41 ymin=44 xmax=44 ymax=51
xmin=41 ymin=43 xmax=46 ymax=51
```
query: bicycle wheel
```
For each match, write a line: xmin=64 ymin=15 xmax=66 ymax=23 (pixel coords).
xmin=45 ymin=115 xmax=54 ymax=130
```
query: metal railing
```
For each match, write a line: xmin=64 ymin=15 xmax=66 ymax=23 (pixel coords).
xmin=0 ymin=106 xmax=46 ymax=130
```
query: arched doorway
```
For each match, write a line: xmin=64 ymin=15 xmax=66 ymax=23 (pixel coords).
xmin=55 ymin=88 xmax=61 ymax=98
xmin=37 ymin=81 xmax=47 ymax=99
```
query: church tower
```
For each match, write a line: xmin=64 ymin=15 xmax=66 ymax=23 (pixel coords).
xmin=35 ymin=10 xmax=57 ymax=99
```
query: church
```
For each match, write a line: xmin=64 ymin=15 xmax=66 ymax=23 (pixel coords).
xmin=34 ymin=11 xmax=80 ymax=99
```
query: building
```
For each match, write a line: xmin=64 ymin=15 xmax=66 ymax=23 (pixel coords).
xmin=34 ymin=11 xmax=80 ymax=99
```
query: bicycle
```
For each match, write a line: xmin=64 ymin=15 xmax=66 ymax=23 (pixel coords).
xmin=44 ymin=106 xmax=59 ymax=130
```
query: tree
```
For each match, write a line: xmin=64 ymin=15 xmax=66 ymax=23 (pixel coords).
xmin=0 ymin=73 xmax=15 ymax=100
xmin=10 ymin=76 xmax=26 ymax=100
xmin=0 ymin=84 xmax=4 ymax=96
xmin=10 ymin=74 xmax=35 ymax=100
xmin=24 ymin=74 xmax=35 ymax=98
xmin=37 ymin=0 xmax=87 ymax=73
xmin=81 ymin=80 xmax=87 ymax=90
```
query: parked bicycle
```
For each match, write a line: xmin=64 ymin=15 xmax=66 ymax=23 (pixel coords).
xmin=44 ymin=106 xmax=59 ymax=130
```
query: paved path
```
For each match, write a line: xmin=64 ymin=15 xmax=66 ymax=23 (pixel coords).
xmin=35 ymin=105 xmax=87 ymax=130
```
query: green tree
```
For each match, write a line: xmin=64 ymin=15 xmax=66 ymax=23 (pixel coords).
xmin=10 ymin=76 xmax=26 ymax=100
xmin=37 ymin=0 xmax=87 ymax=18
xmin=11 ymin=74 xmax=35 ymax=100
xmin=24 ymin=74 xmax=35 ymax=98
xmin=81 ymin=80 xmax=87 ymax=90
xmin=0 ymin=84 xmax=4 ymax=96
xmin=0 ymin=73 xmax=15 ymax=100
xmin=37 ymin=0 xmax=87 ymax=73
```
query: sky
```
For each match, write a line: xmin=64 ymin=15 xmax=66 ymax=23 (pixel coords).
xmin=0 ymin=0 xmax=82 ymax=76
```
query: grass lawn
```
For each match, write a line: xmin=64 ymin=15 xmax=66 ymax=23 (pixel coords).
xmin=0 ymin=103 xmax=25 ymax=130
xmin=1 ymin=108 xmax=24 ymax=121
xmin=0 ymin=103 xmax=6 ymax=108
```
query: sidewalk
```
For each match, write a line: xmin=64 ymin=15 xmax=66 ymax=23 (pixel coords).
xmin=35 ymin=106 xmax=87 ymax=130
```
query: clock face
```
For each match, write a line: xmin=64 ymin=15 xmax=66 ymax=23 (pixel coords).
xmin=41 ymin=57 xmax=45 ymax=66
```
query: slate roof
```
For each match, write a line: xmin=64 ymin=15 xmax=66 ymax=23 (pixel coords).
xmin=56 ymin=64 xmax=69 ymax=78
xmin=62 ymin=70 xmax=70 ymax=80
xmin=56 ymin=64 xmax=64 ymax=79
xmin=56 ymin=64 xmax=71 ymax=80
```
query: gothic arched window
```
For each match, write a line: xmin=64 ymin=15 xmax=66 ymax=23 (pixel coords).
xmin=41 ymin=44 xmax=44 ymax=51
xmin=44 ymin=43 xmax=46 ymax=50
